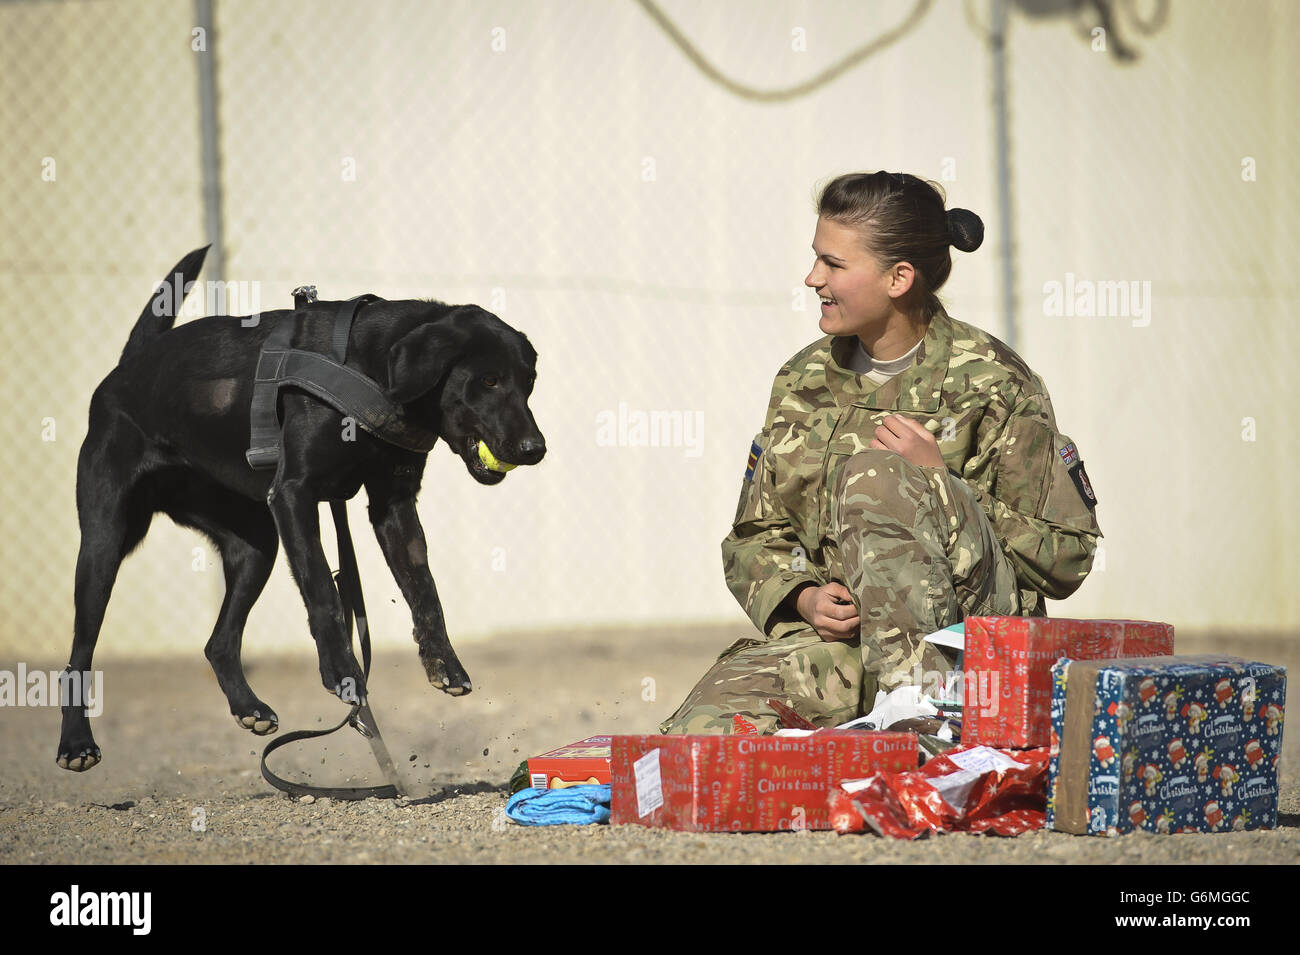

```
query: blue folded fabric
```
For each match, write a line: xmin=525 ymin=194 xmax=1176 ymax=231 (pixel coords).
xmin=504 ymin=784 xmax=611 ymax=826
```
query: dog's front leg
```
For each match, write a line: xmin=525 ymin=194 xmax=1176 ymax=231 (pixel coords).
xmin=367 ymin=474 xmax=473 ymax=696
xmin=267 ymin=478 xmax=367 ymax=702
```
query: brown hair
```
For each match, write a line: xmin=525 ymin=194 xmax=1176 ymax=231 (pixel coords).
xmin=816 ymin=171 xmax=983 ymax=320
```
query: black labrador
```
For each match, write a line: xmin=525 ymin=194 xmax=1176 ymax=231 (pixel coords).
xmin=58 ymin=248 xmax=545 ymax=771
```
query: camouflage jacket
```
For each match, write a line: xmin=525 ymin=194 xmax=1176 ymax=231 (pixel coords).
xmin=724 ymin=304 xmax=1101 ymax=640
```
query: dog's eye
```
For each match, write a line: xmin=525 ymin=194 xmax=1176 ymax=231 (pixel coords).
xmin=482 ymin=376 xmax=500 ymax=388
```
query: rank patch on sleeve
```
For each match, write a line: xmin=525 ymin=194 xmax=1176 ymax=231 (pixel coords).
xmin=745 ymin=441 xmax=762 ymax=482
xmin=1058 ymin=442 xmax=1079 ymax=467
xmin=1068 ymin=461 xmax=1097 ymax=510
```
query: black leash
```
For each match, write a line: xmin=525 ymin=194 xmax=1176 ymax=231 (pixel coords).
xmin=256 ymin=286 xmax=411 ymax=801
xmin=260 ymin=501 xmax=409 ymax=800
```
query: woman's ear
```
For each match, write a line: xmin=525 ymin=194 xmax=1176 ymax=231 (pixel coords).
xmin=386 ymin=317 xmax=468 ymax=404
xmin=887 ymin=261 xmax=916 ymax=299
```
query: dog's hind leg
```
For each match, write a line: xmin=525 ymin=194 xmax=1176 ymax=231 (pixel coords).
xmin=154 ymin=479 xmax=283 ymax=733
xmin=58 ymin=446 xmax=153 ymax=771
xmin=205 ymin=509 xmax=281 ymax=735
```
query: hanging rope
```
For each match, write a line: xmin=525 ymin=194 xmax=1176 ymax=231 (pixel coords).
xmin=633 ymin=0 xmax=933 ymax=103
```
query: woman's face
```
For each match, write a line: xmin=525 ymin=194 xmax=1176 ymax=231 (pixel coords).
xmin=804 ymin=217 xmax=910 ymax=338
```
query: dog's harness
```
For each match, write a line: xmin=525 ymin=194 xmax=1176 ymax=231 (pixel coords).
xmin=245 ymin=287 xmax=437 ymax=470
xmin=250 ymin=287 xmax=418 ymax=801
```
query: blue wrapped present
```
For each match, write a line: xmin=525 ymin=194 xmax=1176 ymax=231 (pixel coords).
xmin=1047 ymin=655 xmax=1285 ymax=835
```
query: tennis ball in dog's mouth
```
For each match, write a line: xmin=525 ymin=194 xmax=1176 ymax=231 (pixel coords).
xmin=476 ymin=441 xmax=516 ymax=473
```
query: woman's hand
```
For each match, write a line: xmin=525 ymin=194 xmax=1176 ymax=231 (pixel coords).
xmin=869 ymin=414 xmax=945 ymax=469
xmin=793 ymin=582 xmax=861 ymax=642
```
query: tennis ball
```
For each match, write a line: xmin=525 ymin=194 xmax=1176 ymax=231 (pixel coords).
xmin=477 ymin=441 xmax=516 ymax=473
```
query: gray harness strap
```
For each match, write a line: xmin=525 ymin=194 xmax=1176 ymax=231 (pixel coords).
xmin=245 ymin=292 xmax=437 ymax=469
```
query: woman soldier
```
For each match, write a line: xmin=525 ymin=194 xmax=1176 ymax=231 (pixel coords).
xmin=661 ymin=171 xmax=1102 ymax=735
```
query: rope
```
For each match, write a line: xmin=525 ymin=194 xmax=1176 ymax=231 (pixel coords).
xmin=633 ymin=0 xmax=933 ymax=103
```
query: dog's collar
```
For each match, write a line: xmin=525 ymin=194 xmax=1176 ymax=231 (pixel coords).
xmin=246 ymin=294 xmax=437 ymax=470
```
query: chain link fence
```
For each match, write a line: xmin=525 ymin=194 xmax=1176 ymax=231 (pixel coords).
xmin=1 ymin=0 xmax=1296 ymax=664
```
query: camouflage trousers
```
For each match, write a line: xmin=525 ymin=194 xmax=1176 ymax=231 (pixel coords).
xmin=659 ymin=450 xmax=1021 ymax=735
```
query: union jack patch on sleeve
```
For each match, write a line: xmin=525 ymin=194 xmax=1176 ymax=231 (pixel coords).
xmin=1058 ymin=442 xmax=1079 ymax=466
xmin=745 ymin=441 xmax=762 ymax=482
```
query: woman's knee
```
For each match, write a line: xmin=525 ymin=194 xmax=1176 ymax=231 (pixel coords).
xmin=658 ymin=631 xmax=863 ymax=734
xmin=834 ymin=449 xmax=946 ymax=529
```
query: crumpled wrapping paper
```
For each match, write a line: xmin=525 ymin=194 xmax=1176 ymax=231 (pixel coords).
xmin=828 ymin=745 xmax=1050 ymax=838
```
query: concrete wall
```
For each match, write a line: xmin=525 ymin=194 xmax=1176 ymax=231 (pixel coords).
xmin=2 ymin=0 xmax=1295 ymax=660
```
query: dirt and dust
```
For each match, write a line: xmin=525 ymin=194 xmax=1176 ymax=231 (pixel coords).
xmin=1 ymin=626 xmax=1295 ymax=864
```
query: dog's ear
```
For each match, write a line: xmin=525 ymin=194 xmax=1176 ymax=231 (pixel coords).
xmin=386 ymin=315 xmax=471 ymax=404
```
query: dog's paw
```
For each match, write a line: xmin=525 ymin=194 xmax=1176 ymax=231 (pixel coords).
xmin=323 ymin=679 xmax=368 ymax=705
xmin=233 ymin=708 xmax=279 ymax=735
xmin=320 ymin=656 xmax=367 ymax=704
xmin=56 ymin=743 xmax=102 ymax=772
xmin=421 ymin=653 xmax=473 ymax=697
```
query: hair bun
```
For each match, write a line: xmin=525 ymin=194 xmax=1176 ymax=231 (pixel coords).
xmin=946 ymin=208 xmax=984 ymax=253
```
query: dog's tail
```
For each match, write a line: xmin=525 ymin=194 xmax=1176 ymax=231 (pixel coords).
xmin=119 ymin=245 xmax=211 ymax=365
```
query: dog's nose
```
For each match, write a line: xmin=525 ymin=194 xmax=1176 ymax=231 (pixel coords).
xmin=516 ymin=437 xmax=546 ymax=465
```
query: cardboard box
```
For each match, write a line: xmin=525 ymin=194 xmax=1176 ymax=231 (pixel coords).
xmin=526 ymin=736 xmax=611 ymax=789
xmin=1047 ymin=655 xmax=1286 ymax=835
xmin=962 ymin=617 xmax=1174 ymax=748
xmin=609 ymin=732 xmax=916 ymax=832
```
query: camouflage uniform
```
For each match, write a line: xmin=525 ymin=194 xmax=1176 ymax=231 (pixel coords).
xmin=660 ymin=305 xmax=1101 ymax=734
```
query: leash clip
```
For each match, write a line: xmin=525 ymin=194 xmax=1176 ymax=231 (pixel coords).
xmin=348 ymin=709 xmax=375 ymax=739
xmin=292 ymin=285 xmax=318 ymax=307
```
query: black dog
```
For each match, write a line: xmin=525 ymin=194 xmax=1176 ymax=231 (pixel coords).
xmin=58 ymin=248 xmax=545 ymax=771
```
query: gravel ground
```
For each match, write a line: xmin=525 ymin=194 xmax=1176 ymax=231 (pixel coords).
xmin=2 ymin=626 xmax=1296 ymax=864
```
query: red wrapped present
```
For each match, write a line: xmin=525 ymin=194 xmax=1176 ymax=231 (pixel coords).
xmin=526 ymin=736 xmax=611 ymax=789
xmin=609 ymin=732 xmax=916 ymax=832
xmin=962 ymin=618 xmax=1174 ymax=748
xmin=828 ymin=745 xmax=1052 ymax=839
xmin=1094 ymin=620 xmax=1177 ymax=657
